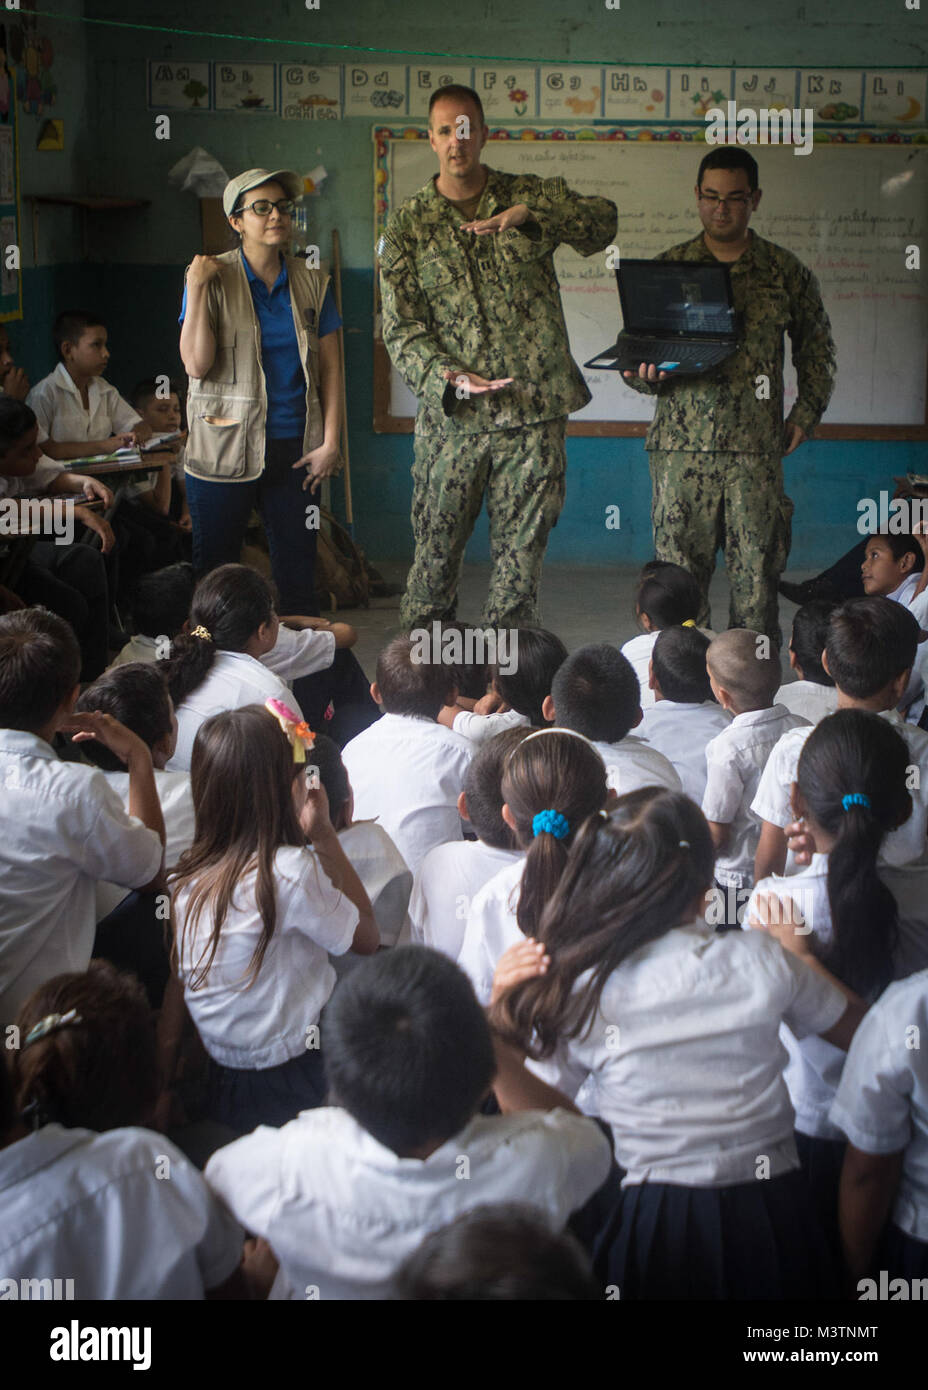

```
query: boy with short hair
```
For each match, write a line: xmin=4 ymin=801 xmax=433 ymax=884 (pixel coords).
xmin=341 ymin=635 xmax=473 ymax=873
xmin=543 ymin=642 xmax=680 ymax=795
xmin=27 ymin=311 xmax=151 ymax=461
xmin=638 ymin=625 xmax=730 ymax=804
xmin=205 ymin=945 xmax=613 ymax=1300
xmin=753 ymin=597 xmax=928 ymax=880
xmin=0 ymin=608 xmax=164 ymax=1030
xmin=775 ymin=598 xmax=839 ymax=725
xmin=701 ymin=628 xmax=809 ymax=904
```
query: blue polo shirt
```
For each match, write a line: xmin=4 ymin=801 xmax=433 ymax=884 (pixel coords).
xmin=179 ymin=252 xmax=342 ymax=440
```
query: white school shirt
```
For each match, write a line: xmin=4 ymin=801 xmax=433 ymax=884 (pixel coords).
xmin=337 ymin=820 xmax=411 ymax=947
xmin=637 ymin=699 xmax=731 ymax=804
xmin=774 ymin=679 xmax=839 ymax=726
xmin=548 ymin=919 xmax=847 ymax=1187
xmin=751 ymin=710 xmax=928 ymax=870
xmin=0 ymin=1125 xmax=243 ymax=1299
xmin=407 ymin=839 xmax=523 ymax=961
xmin=167 ymin=650 xmax=303 ymax=772
xmin=593 ymin=734 xmax=681 ymax=798
xmin=173 ymin=844 xmax=359 ymax=1069
xmin=830 ymin=969 xmax=928 ymax=1241
xmin=621 ymin=631 xmax=659 ymax=710
xmin=451 ymin=707 xmax=531 ymax=745
xmin=341 ymin=713 xmax=472 ymax=874
xmin=26 ymin=362 xmax=141 ymax=446
xmin=702 ymin=705 xmax=809 ymax=889
xmin=262 ymin=623 xmax=336 ymax=681
xmin=110 ymin=632 xmax=159 ymax=666
xmin=205 ymin=1105 xmax=612 ymax=1300
xmin=95 ymin=768 xmax=196 ymax=920
xmin=0 ymin=731 xmax=163 ymax=1030
xmin=457 ymin=856 xmax=527 ymax=1005
xmin=745 ymin=857 xmax=928 ymax=1141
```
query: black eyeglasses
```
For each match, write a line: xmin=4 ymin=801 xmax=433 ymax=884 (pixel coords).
xmin=234 ymin=198 xmax=296 ymax=217
xmin=697 ymin=192 xmax=753 ymax=208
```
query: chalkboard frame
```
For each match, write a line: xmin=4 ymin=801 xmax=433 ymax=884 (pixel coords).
xmin=373 ymin=124 xmax=928 ymax=441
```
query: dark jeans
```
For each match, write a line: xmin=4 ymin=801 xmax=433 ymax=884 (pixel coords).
xmin=292 ymin=648 xmax=380 ymax=748
xmin=816 ymin=538 xmax=866 ymax=600
xmin=24 ymin=542 xmax=110 ymax=680
xmin=93 ymin=890 xmax=170 ymax=1010
xmin=185 ymin=436 xmax=320 ymax=615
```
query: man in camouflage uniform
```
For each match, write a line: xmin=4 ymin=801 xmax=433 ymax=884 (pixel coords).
xmin=378 ymin=84 xmax=617 ymax=630
xmin=624 ymin=147 xmax=836 ymax=641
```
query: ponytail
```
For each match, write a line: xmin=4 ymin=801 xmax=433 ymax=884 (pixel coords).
xmin=164 ymin=563 xmax=275 ymax=706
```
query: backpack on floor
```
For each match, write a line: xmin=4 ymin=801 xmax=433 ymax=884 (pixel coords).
xmin=314 ymin=506 xmax=372 ymax=612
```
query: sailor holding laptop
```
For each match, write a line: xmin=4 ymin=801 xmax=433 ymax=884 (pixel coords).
xmin=617 ymin=147 xmax=836 ymax=643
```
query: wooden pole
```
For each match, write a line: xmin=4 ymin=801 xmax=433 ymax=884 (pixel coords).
xmin=331 ymin=229 xmax=354 ymax=533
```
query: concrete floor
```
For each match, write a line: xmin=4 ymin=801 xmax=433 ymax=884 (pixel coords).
xmin=334 ymin=560 xmax=818 ymax=683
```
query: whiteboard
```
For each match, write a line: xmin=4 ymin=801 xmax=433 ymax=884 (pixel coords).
xmin=375 ymin=130 xmax=928 ymax=434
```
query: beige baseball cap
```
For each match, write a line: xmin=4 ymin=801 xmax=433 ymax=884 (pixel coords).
xmin=223 ymin=168 xmax=302 ymax=218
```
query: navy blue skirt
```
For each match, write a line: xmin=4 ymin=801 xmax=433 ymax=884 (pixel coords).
xmin=880 ymin=1222 xmax=928 ymax=1279
xmin=207 ymin=1047 xmax=327 ymax=1137
xmin=591 ymin=1168 xmax=839 ymax=1300
xmin=794 ymin=1129 xmax=845 ymax=1256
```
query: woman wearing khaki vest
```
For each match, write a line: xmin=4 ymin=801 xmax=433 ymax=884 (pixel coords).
xmin=179 ymin=168 xmax=340 ymax=615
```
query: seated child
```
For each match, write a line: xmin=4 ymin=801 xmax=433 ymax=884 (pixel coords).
xmin=130 ymin=376 xmax=190 ymax=530
xmin=775 ymin=599 xmax=839 ymax=725
xmin=0 ymin=323 xmax=30 ymax=400
xmin=745 ymin=710 xmax=928 ymax=1250
xmin=163 ymin=564 xmax=305 ymax=771
xmin=408 ymin=727 xmax=530 ymax=960
xmin=0 ymin=397 xmax=114 ymax=679
xmin=111 ymin=561 xmax=196 ymax=665
xmin=204 ymin=945 xmax=613 ymax=1299
xmin=457 ymin=728 xmax=609 ymax=1006
xmin=170 ymin=704 xmax=378 ymax=1136
xmin=439 ymin=627 xmax=567 ymax=744
xmin=490 ymin=789 xmax=865 ymax=1300
xmin=544 ymin=643 xmax=681 ymax=796
xmin=637 ymin=625 xmax=729 ymax=804
xmin=701 ymin=628 xmax=808 ymax=909
xmin=310 ymin=732 xmax=412 ymax=947
xmin=341 ymin=635 xmax=473 ymax=873
xmin=26 ymin=309 xmax=150 ymax=461
xmin=621 ymin=561 xmax=706 ymax=711
xmin=861 ymin=531 xmax=927 ymax=718
xmin=393 ymin=1202 xmax=599 ymax=1301
xmin=0 ymin=608 xmax=164 ymax=1032
xmin=753 ymin=598 xmax=928 ymax=881
xmin=75 ymin=662 xmax=195 ymax=917
xmin=830 ymin=966 xmax=928 ymax=1283
xmin=1 ymin=961 xmax=246 ymax=1298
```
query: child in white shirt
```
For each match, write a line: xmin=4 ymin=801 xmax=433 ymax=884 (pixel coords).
xmin=543 ymin=642 xmax=681 ymax=797
xmin=457 ymin=728 xmax=609 ymax=1006
xmin=490 ymin=787 xmax=865 ymax=1299
xmin=26 ymin=310 xmax=150 ymax=461
xmin=861 ymin=532 xmax=926 ymax=717
xmin=170 ymin=703 xmax=378 ymax=1136
xmin=205 ymin=945 xmax=613 ymax=1299
xmin=830 ymin=968 xmax=928 ymax=1284
xmin=701 ymin=627 xmax=808 ymax=916
xmin=621 ymin=560 xmax=707 ymax=711
xmin=439 ymin=627 xmax=566 ymax=745
xmin=753 ymin=598 xmax=928 ymax=882
xmin=745 ymin=709 xmax=928 ymax=1250
xmin=408 ymin=726 xmax=529 ymax=960
xmin=638 ymin=625 xmax=729 ymax=804
xmin=0 ymin=608 xmax=164 ymax=1032
xmin=2 ymin=960 xmax=246 ymax=1298
xmin=342 ymin=634 xmax=473 ymax=873
xmin=775 ymin=599 xmax=840 ymax=725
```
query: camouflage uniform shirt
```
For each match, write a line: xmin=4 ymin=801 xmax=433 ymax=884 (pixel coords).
xmin=624 ymin=231 xmax=836 ymax=451
xmin=378 ymin=168 xmax=617 ymax=432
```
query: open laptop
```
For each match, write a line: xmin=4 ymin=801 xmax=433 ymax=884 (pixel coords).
xmin=585 ymin=260 xmax=740 ymax=376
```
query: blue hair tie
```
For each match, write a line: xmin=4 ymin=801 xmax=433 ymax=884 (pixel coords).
xmin=532 ymin=809 xmax=570 ymax=840
xmin=841 ymin=793 xmax=871 ymax=812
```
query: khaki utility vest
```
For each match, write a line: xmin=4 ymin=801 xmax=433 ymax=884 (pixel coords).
xmin=184 ymin=249 xmax=330 ymax=483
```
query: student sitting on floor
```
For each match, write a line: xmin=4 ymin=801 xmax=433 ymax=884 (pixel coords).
xmin=204 ymin=945 xmax=613 ymax=1299
xmin=0 ymin=608 xmax=164 ymax=1032
xmin=637 ymin=625 xmax=729 ymax=804
xmin=621 ymin=560 xmax=707 ymax=711
xmin=544 ymin=643 xmax=681 ymax=797
xmin=130 ymin=376 xmax=191 ymax=532
xmin=438 ymin=627 xmax=566 ymax=745
xmin=0 ymin=961 xmax=247 ymax=1299
xmin=774 ymin=598 xmax=839 ymax=725
xmin=407 ymin=727 xmax=530 ymax=961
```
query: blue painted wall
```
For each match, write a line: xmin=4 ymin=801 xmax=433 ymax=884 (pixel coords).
xmin=7 ymin=0 xmax=926 ymax=568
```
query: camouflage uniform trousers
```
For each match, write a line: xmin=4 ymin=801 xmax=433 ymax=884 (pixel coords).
xmin=648 ymin=449 xmax=794 ymax=641
xmin=400 ymin=417 xmax=567 ymax=631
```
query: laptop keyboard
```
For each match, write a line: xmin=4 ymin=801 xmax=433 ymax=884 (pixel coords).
xmin=618 ymin=338 xmax=732 ymax=366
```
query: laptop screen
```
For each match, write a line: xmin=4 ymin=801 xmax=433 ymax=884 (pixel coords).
xmin=618 ymin=261 xmax=736 ymax=337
